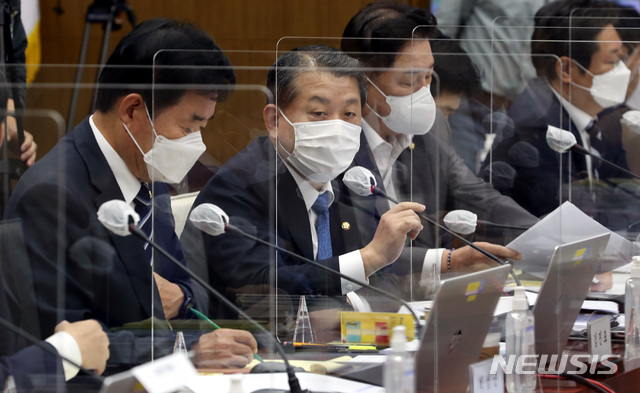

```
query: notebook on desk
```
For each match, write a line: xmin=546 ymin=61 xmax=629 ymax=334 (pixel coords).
xmin=414 ymin=264 xmax=512 ymax=393
xmin=533 ymin=232 xmax=610 ymax=357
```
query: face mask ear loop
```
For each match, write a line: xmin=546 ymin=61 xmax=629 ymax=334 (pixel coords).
xmin=276 ymin=108 xmax=295 ymax=157
xmin=365 ymin=77 xmax=390 ymax=120
xmin=568 ymin=59 xmax=595 ymax=94
xmin=144 ymin=102 xmax=159 ymax=140
xmin=122 ymin=122 xmax=147 ymax=156
xmin=365 ymin=76 xmax=388 ymax=98
xmin=572 ymin=59 xmax=596 ymax=78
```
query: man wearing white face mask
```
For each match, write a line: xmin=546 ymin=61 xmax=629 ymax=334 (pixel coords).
xmin=490 ymin=0 xmax=640 ymax=232
xmin=183 ymin=46 xmax=427 ymax=316
xmin=341 ymin=3 xmax=538 ymax=297
xmin=5 ymin=19 xmax=260 ymax=373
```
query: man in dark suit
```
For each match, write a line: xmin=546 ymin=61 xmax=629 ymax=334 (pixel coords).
xmin=0 ymin=66 xmax=110 ymax=387
xmin=340 ymin=2 xmax=534 ymax=295
xmin=4 ymin=19 xmax=257 ymax=372
xmin=182 ymin=46 xmax=426 ymax=317
xmin=490 ymin=0 xmax=640 ymax=232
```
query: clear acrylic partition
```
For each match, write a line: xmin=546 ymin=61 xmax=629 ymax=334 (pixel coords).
xmin=486 ymin=10 xmax=640 ymax=388
xmin=270 ymin=38 xmax=406 ymax=345
xmin=150 ymin=51 xmax=283 ymax=364
xmin=418 ymin=14 xmax=640 ymax=390
xmin=7 ymin=15 xmax=638 ymax=388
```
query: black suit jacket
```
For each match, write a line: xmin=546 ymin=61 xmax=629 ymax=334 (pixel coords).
xmin=492 ymin=77 xmax=639 ymax=229
xmin=4 ymin=117 xmax=198 ymax=369
xmin=182 ymin=136 xmax=393 ymax=317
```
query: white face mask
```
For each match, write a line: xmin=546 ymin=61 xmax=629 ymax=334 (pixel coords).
xmin=122 ymin=105 xmax=207 ymax=184
xmin=572 ymin=61 xmax=631 ymax=108
xmin=365 ymin=77 xmax=437 ymax=135
xmin=277 ymin=109 xmax=361 ymax=184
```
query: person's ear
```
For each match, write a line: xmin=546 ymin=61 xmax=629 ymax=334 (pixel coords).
xmin=263 ymin=104 xmax=278 ymax=141
xmin=118 ymin=93 xmax=146 ymax=126
xmin=557 ymin=56 xmax=578 ymax=84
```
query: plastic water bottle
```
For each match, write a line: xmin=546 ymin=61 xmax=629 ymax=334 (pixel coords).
xmin=625 ymin=256 xmax=640 ymax=361
xmin=506 ymin=287 xmax=536 ymax=393
xmin=384 ymin=325 xmax=415 ymax=393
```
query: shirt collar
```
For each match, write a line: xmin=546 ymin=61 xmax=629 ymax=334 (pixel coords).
xmin=89 ymin=115 xmax=142 ymax=204
xmin=285 ymin=162 xmax=334 ymax=213
xmin=361 ymin=118 xmax=411 ymax=167
xmin=549 ymin=85 xmax=596 ymax=134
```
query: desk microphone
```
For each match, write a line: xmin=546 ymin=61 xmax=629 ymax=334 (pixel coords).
xmin=443 ymin=210 xmax=529 ymax=234
xmin=342 ymin=166 xmax=522 ymax=285
xmin=97 ymin=200 xmax=306 ymax=393
xmin=546 ymin=125 xmax=640 ymax=180
xmin=188 ymin=203 xmax=423 ymax=332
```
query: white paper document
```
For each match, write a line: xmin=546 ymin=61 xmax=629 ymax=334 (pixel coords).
xmin=189 ymin=372 xmax=384 ymax=393
xmin=506 ymin=202 xmax=637 ymax=278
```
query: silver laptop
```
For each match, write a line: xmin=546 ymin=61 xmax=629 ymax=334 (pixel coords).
xmin=415 ymin=264 xmax=512 ymax=393
xmin=533 ymin=232 xmax=610 ymax=357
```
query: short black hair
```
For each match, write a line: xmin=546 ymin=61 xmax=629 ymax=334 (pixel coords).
xmin=615 ymin=5 xmax=640 ymax=52
xmin=429 ymin=32 xmax=482 ymax=98
xmin=531 ymin=0 xmax=620 ymax=81
xmin=266 ymin=45 xmax=367 ymax=110
xmin=95 ymin=18 xmax=235 ymax=115
xmin=340 ymin=1 xmax=437 ymax=69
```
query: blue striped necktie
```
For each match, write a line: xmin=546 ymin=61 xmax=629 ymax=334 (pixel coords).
xmin=312 ymin=191 xmax=333 ymax=260
xmin=134 ymin=182 xmax=153 ymax=263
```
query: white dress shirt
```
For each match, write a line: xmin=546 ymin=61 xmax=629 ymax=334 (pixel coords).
xmin=90 ymin=115 xmax=141 ymax=205
xmin=361 ymin=119 xmax=443 ymax=284
xmin=45 ymin=331 xmax=82 ymax=381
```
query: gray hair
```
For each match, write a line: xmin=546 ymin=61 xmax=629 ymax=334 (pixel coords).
xmin=266 ymin=45 xmax=368 ymax=109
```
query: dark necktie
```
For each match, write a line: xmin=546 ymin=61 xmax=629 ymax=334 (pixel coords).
xmin=312 ymin=192 xmax=333 ymax=260
xmin=134 ymin=182 xmax=153 ymax=263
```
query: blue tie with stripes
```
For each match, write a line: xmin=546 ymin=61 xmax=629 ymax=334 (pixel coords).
xmin=312 ymin=192 xmax=333 ymax=260
xmin=134 ymin=183 xmax=153 ymax=263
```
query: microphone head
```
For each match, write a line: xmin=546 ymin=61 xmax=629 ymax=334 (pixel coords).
xmin=97 ymin=200 xmax=139 ymax=237
xmin=546 ymin=125 xmax=577 ymax=153
xmin=443 ymin=209 xmax=477 ymax=235
xmin=343 ymin=166 xmax=377 ymax=196
xmin=622 ymin=110 xmax=640 ymax=135
xmin=189 ymin=203 xmax=229 ymax=236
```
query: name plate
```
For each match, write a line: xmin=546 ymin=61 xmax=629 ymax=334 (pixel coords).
xmin=469 ymin=358 xmax=503 ymax=393
xmin=587 ymin=315 xmax=612 ymax=357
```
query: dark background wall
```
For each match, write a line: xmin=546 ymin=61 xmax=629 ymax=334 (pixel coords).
xmin=26 ymin=0 xmax=429 ymax=160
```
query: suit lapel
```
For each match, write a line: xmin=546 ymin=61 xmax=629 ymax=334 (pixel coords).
xmin=330 ymin=182 xmax=366 ymax=254
xmin=73 ymin=119 xmax=157 ymax=318
xmin=276 ymin=164 xmax=315 ymax=260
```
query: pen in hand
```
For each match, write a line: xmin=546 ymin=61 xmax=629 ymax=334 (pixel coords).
xmin=190 ymin=308 xmax=264 ymax=362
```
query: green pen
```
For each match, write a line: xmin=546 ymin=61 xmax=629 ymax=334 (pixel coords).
xmin=190 ymin=308 xmax=264 ymax=362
